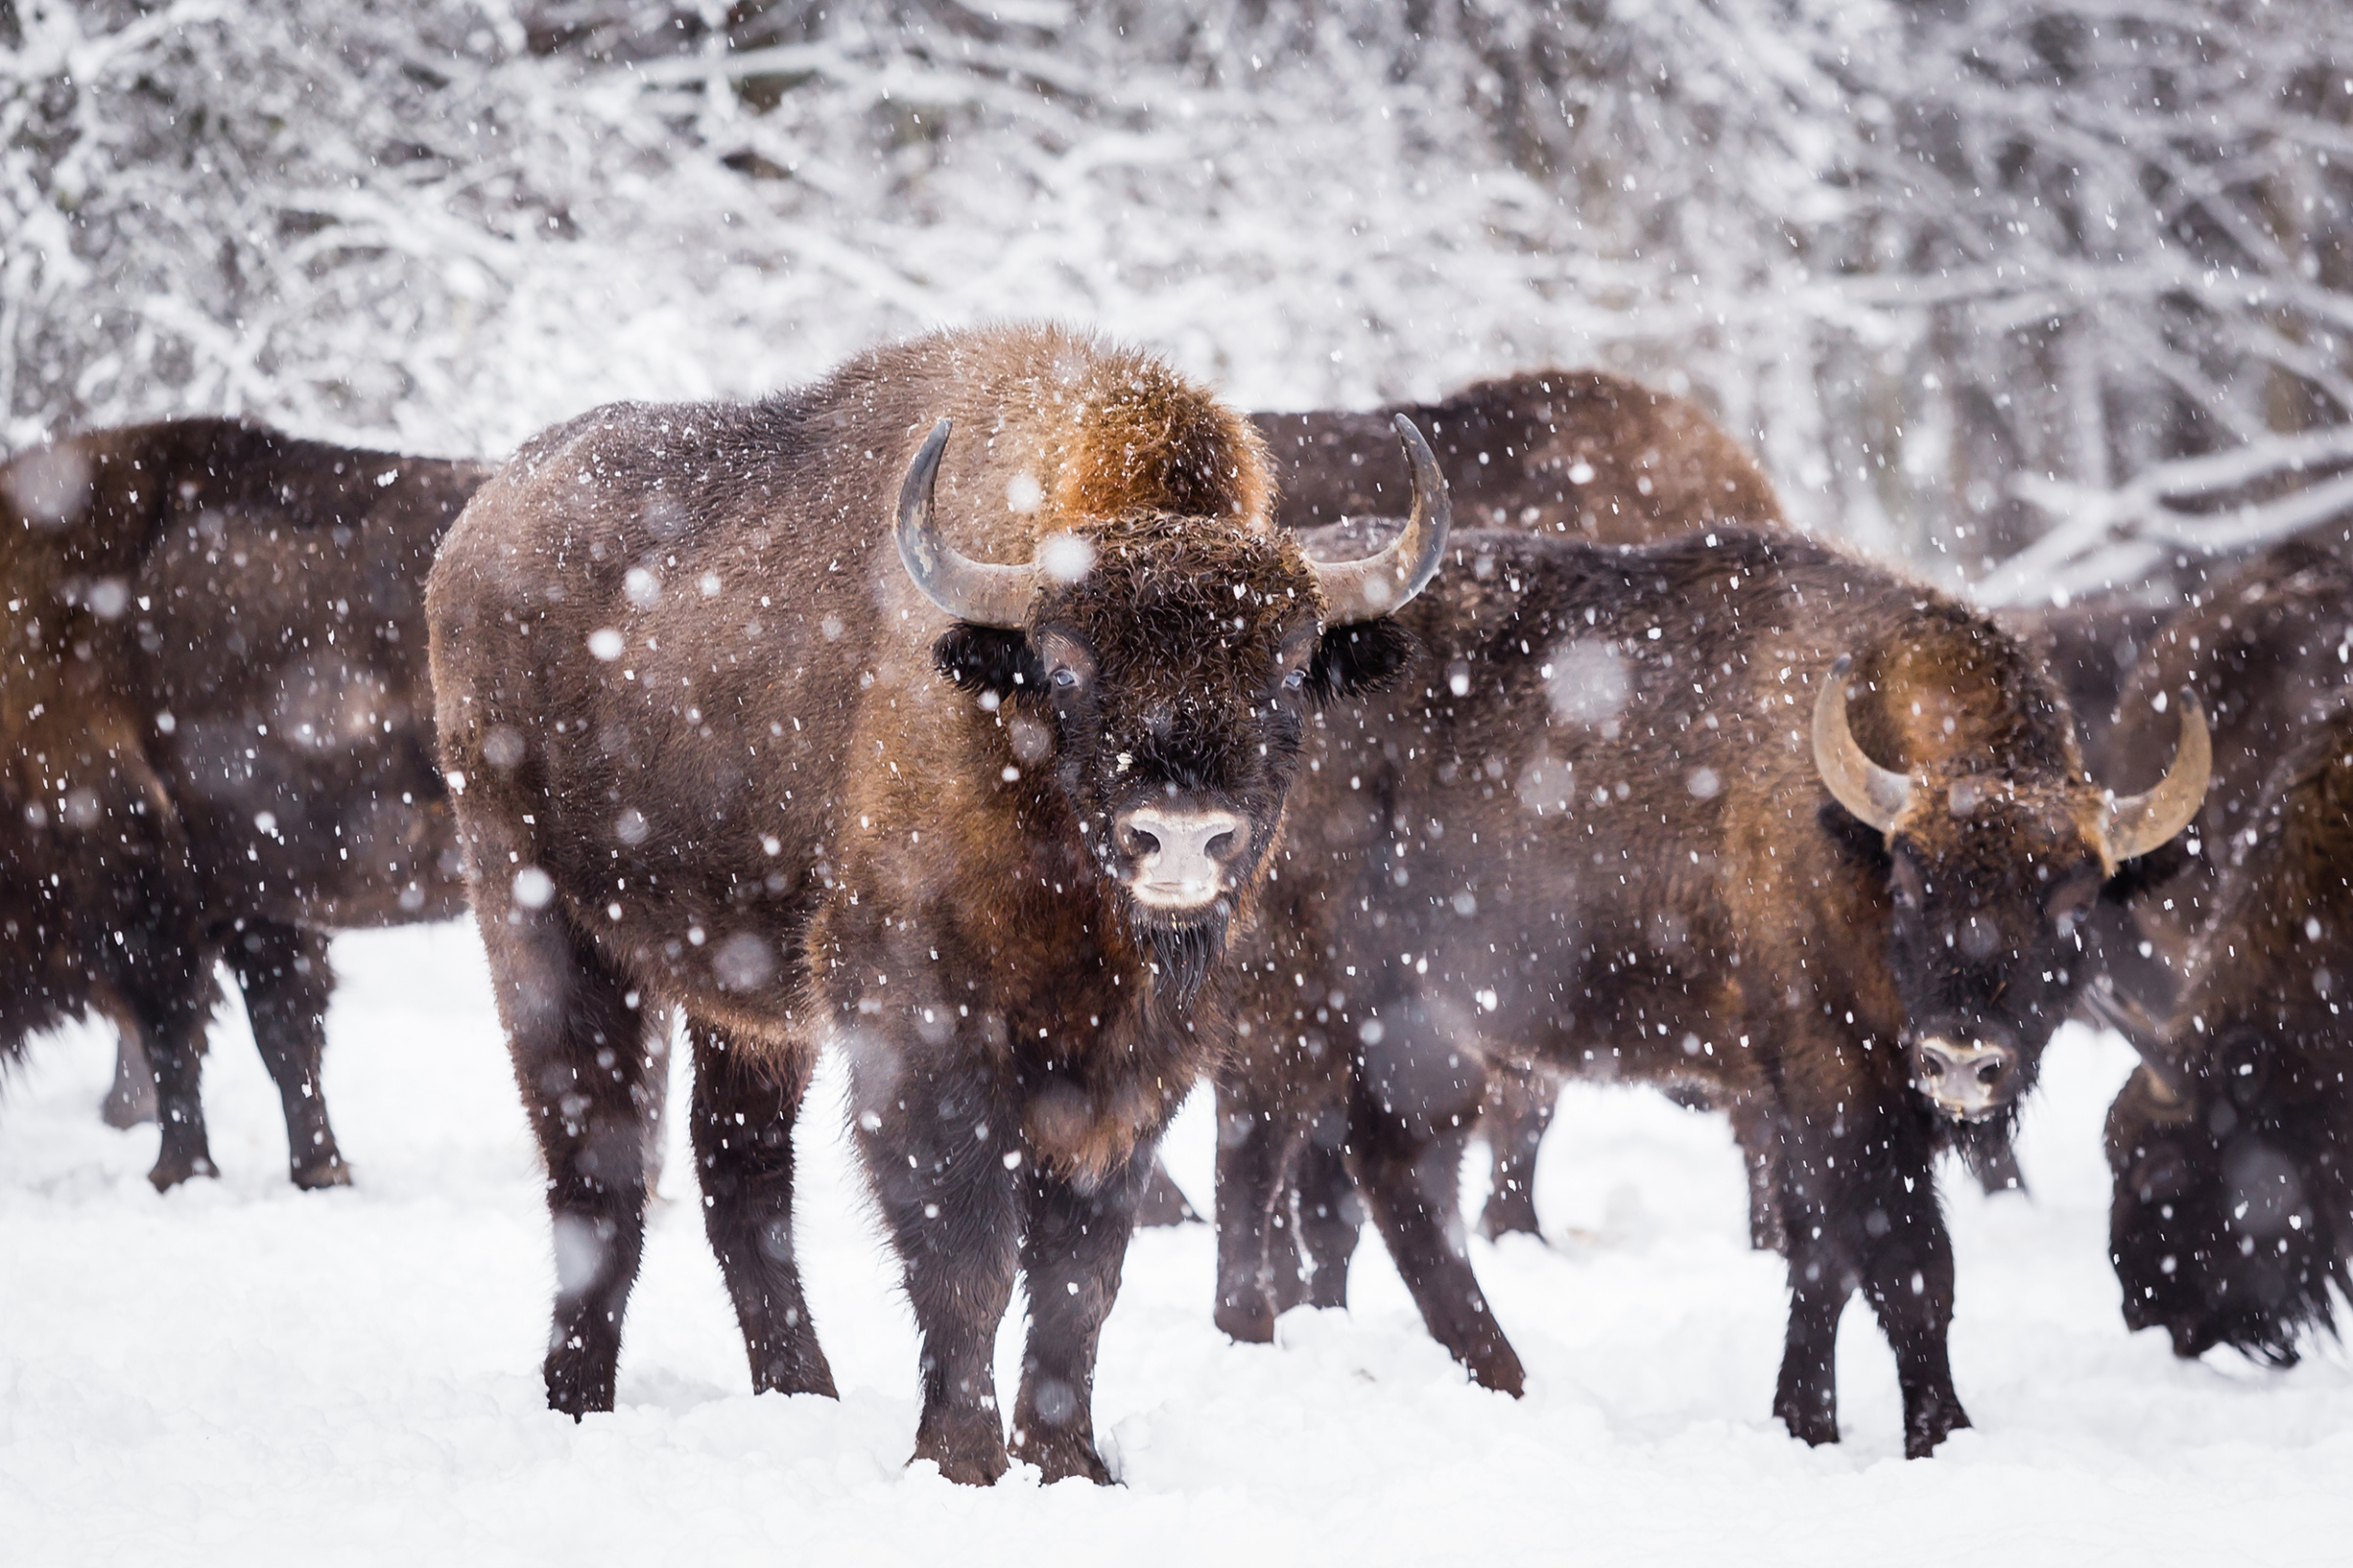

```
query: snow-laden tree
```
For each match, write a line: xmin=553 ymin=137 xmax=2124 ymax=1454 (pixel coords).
xmin=3 ymin=0 xmax=2347 ymax=593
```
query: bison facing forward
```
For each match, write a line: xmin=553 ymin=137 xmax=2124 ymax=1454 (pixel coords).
xmin=427 ymin=324 xmax=1446 ymax=1484
xmin=0 ymin=418 xmax=479 ymax=1188
xmin=1215 ymin=524 xmax=2206 ymax=1455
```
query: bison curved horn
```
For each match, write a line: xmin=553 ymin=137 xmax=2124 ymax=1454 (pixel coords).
xmin=1811 ymin=654 xmax=1913 ymax=832
xmin=1307 ymin=415 xmax=1451 ymax=625
xmin=2101 ymin=692 xmax=2210 ymax=864
xmin=895 ymin=417 xmax=1041 ymax=629
xmin=2083 ymin=975 xmax=2189 ymax=1105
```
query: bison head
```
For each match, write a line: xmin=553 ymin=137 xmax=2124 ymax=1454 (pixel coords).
xmin=897 ymin=415 xmax=1446 ymax=994
xmin=1814 ymin=653 xmax=2208 ymax=1122
xmin=2105 ymin=1030 xmax=2343 ymax=1364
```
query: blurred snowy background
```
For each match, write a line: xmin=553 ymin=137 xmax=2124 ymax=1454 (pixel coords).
xmin=5 ymin=0 xmax=2350 ymax=597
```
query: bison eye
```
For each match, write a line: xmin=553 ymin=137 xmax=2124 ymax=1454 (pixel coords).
xmin=1052 ymin=667 xmax=1079 ymax=690
xmin=1283 ymin=668 xmax=1306 ymax=692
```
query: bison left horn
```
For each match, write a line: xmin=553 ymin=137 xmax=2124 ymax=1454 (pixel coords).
xmin=1306 ymin=415 xmax=1451 ymax=625
xmin=2099 ymin=691 xmax=2209 ymax=864
xmin=1812 ymin=654 xmax=1913 ymax=833
xmin=896 ymin=417 xmax=1042 ymax=629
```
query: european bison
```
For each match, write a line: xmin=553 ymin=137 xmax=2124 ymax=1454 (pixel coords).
xmin=0 ymin=418 xmax=479 ymax=1189
xmin=425 ymin=324 xmax=1448 ymax=1484
xmin=1252 ymin=368 xmax=1783 ymax=542
xmin=1249 ymin=370 xmax=1794 ymax=1246
xmin=2104 ymin=694 xmax=2353 ymax=1364
xmin=1214 ymin=523 xmax=2207 ymax=1455
xmin=2086 ymin=539 xmax=2353 ymax=1020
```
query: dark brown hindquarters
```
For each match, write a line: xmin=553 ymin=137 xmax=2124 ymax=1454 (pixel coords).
xmin=0 ymin=418 xmax=481 ymax=1189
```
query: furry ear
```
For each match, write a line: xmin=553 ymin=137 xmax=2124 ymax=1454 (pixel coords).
xmin=934 ymin=624 xmax=1042 ymax=695
xmin=2102 ymin=834 xmax=2189 ymax=904
xmin=1307 ymin=619 xmax=1414 ymax=701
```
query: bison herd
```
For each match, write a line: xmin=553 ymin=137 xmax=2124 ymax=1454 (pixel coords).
xmin=2 ymin=322 xmax=2345 ymax=1481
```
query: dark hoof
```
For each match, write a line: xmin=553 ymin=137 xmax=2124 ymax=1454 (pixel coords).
xmin=103 ymin=1082 xmax=158 ymax=1129
xmin=1214 ymin=1293 xmax=1277 ymax=1346
xmin=291 ymin=1154 xmax=352 ymax=1191
xmin=913 ymin=1425 xmax=1010 ymax=1487
xmin=1463 ymin=1336 xmax=1527 ymax=1397
xmin=148 ymin=1151 xmax=220 ymax=1191
xmin=1014 ymin=1427 xmax=1114 ymax=1485
xmin=750 ymin=1341 xmax=840 ymax=1400
xmin=1775 ymin=1393 xmax=1839 ymax=1448
xmin=1904 ymin=1396 xmax=1972 ymax=1458
xmin=544 ymin=1348 xmax=617 ymax=1419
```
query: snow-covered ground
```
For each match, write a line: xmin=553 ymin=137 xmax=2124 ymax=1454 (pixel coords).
xmin=5 ymin=921 xmax=2349 ymax=1566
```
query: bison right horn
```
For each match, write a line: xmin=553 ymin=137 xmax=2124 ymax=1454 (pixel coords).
xmin=2099 ymin=692 xmax=2210 ymax=864
xmin=896 ymin=417 xmax=1042 ymax=629
xmin=1812 ymin=654 xmax=1914 ymax=833
xmin=1307 ymin=415 xmax=1451 ymax=625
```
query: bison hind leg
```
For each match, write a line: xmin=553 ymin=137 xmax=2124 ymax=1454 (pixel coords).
xmin=1476 ymin=1064 xmax=1556 ymax=1243
xmin=102 ymin=1034 xmax=158 ymax=1128
xmin=1134 ymin=1156 xmax=1201 ymax=1227
xmin=1292 ymin=1113 xmax=1361 ymax=1309
xmin=226 ymin=921 xmax=349 ymax=1189
xmin=1344 ymin=1075 xmax=1525 ymax=1396
xmin=686 ymin=1019 xmax=836 ymax=1399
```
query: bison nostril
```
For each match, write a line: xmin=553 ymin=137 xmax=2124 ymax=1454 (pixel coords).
xmin=1923 ymin=1055 xmax=1946 ymax=1078
xmin=1128 ymin=829 xmax=1161 ymax=858
xmin=1977 ymin=1059 xmax=2004 ymax=1087
xmin=1204 ymin=830 xmax=1236 ymax=863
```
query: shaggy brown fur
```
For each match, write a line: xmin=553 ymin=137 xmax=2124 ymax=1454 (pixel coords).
xmin=1253 ymin=369 xmax=1783 ymax=541
xmin=427 ymin=324 xmax=1421 ymax=1486
xmin=1248 ymin=370 xmax=1789 ymax=1247
xmin=0 ymin=418 xmax=480 ymax=1188
xmin=2107 ymin=698 xmax=2353 ymax=1363
xmin=2088 ymin=540 xmax=2353 ymax=1017
xmin=1216 ymin=524 xmax=2164 ymax=1457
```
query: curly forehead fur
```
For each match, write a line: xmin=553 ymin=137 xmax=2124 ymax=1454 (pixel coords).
xmin=1851 ymin=609 xmax=2084 ymax=782
xmin=1044 ymin=511 xmax=1321 ymax=646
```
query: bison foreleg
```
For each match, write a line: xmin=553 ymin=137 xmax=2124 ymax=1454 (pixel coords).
xmin=1476 ymin=1062 xmax=1556 ymax=1242
xmin=852 ymin=1052 xmax=1021 ymax=1486
xmin=1773 ymin=1099 xmax=1968 ymax=1457
xmin=1772 ymin=1233 xmax=1852 ymax=1448
xmin=1853 ymin=1145 xmax=1968 ymax=1458
xmin=227 ymin=921 xmax=348 ymax=1190
xmin=687 ymin=1022 xmax=836 ymax=1400
xmin=1010 ymin=1152 xmax=1153 ymax=1486
xmin=1344 ymin=1074 xmax=1526 ymax=1396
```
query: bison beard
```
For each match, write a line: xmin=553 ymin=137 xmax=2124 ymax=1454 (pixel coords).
xmin=1148 ymin=909 xmax=1229 ymax=1005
